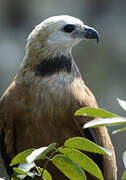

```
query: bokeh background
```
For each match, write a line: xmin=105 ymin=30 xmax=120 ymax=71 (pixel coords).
xmin=0 ymin=0 xmax=126 ymax=178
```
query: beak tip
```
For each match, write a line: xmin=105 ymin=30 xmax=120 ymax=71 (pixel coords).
xmin=85 ymin=27 xmax=100 ymax=43
xmin=96 ymin=31 xmax=100 ymax=44
xmin=97 ymin=35 xmax=99 ymax=44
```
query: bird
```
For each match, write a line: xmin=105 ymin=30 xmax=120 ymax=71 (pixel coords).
xmin=0 ymin=15 xmax=117 ymax=180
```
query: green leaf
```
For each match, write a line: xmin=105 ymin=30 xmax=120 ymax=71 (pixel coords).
xmin=52 ymin=154 xmax=87 ymax=180
xmin=13 ymin=167 xmax=27 ymax=175
xmin=10 ymin=148 xmax=35 ymax=166
xmin=123 ymin=151 xmax=126 ymax=168
xmin=112 ymin=127 xmax=126 ymax=134
xmin=122 ymin=170 xmax=126 ymax=180
xmin=65 ymin=137 xmax=111 ymax=156
xmin=84 ymin=117 xmax=126 ymax=129
xmin=18 ymin=162 xmax=35 ymax=172
xmin=117 ymin=98 xmax=126 ymax=111
xmin=13 ymin=162 xmax=35 ymax=179
xmin=16 ymin=175 xmax=26 ymax=180
xmin=27 ymin=172 xmax=35 ymax=178
xmin=75 ymin=107 xmax=118 ymax=118
xmin=59 ymin=147 xmax=103 ymax=180
xmin=27 ymin=143 xmax=56 ymax=163
xmin=40 ymin=168 xmax=52 ymax=180
xmin=16 ymin=173 xmax=35 ymax=180
xmin=11 ymin=177 xmax=22 ymax=180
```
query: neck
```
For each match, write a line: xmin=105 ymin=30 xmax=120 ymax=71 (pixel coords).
xmin=18 ymin=41 xmax=72 ymax=72
xmin=16 ymin=44 xmax=81 ymax=80
xmin=35 ymin=54 xmax=72 ymax=77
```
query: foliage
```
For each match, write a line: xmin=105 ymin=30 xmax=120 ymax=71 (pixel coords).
xmin=77 ymin=98 xmax=126 ymax=180
xmin=2 ymin=98 xmax=126 ymax=180
xmin=9 ymin=138 xmax=109 ymax=180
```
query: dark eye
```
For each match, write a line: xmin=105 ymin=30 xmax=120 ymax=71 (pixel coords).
xmin=63 ymin=24 xmax=75 ymax=33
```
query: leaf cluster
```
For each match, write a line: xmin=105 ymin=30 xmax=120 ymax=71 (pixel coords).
xmin=10 ymin=137 xmax=110 ymax=180
xmin=76 ymin=98 xmax=126 ymax=180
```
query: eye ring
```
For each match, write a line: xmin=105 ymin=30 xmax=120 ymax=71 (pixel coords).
xmin=63 ymin=24 xmax=76 ymax=33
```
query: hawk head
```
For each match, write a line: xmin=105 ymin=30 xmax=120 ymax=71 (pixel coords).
xmin=26 ymin=15 xmax=99 ymax=58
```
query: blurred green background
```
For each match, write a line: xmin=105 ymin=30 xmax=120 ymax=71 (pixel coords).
xmin=0 ymin=0 xmax=126 ymax=178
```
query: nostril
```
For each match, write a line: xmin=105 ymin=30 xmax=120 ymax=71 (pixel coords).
xmin=85 ymin=27 xmax=88 ymax=31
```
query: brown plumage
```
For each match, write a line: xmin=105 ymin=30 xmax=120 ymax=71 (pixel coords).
xmin=0 ymin=15 xmax=117 ymax=180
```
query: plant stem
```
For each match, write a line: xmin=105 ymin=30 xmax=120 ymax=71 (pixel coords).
xmin=34 ymin=162 xmax=41 ymax=176
xmin=41 ymin=148 xmax=57 ymax=178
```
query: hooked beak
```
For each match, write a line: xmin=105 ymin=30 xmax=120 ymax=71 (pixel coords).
xmin=84 ymin=26 xmax=99 ymax=43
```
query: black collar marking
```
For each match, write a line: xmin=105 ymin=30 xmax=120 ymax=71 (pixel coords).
xmin=35 ymin=54 xmax=73 ymax=77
